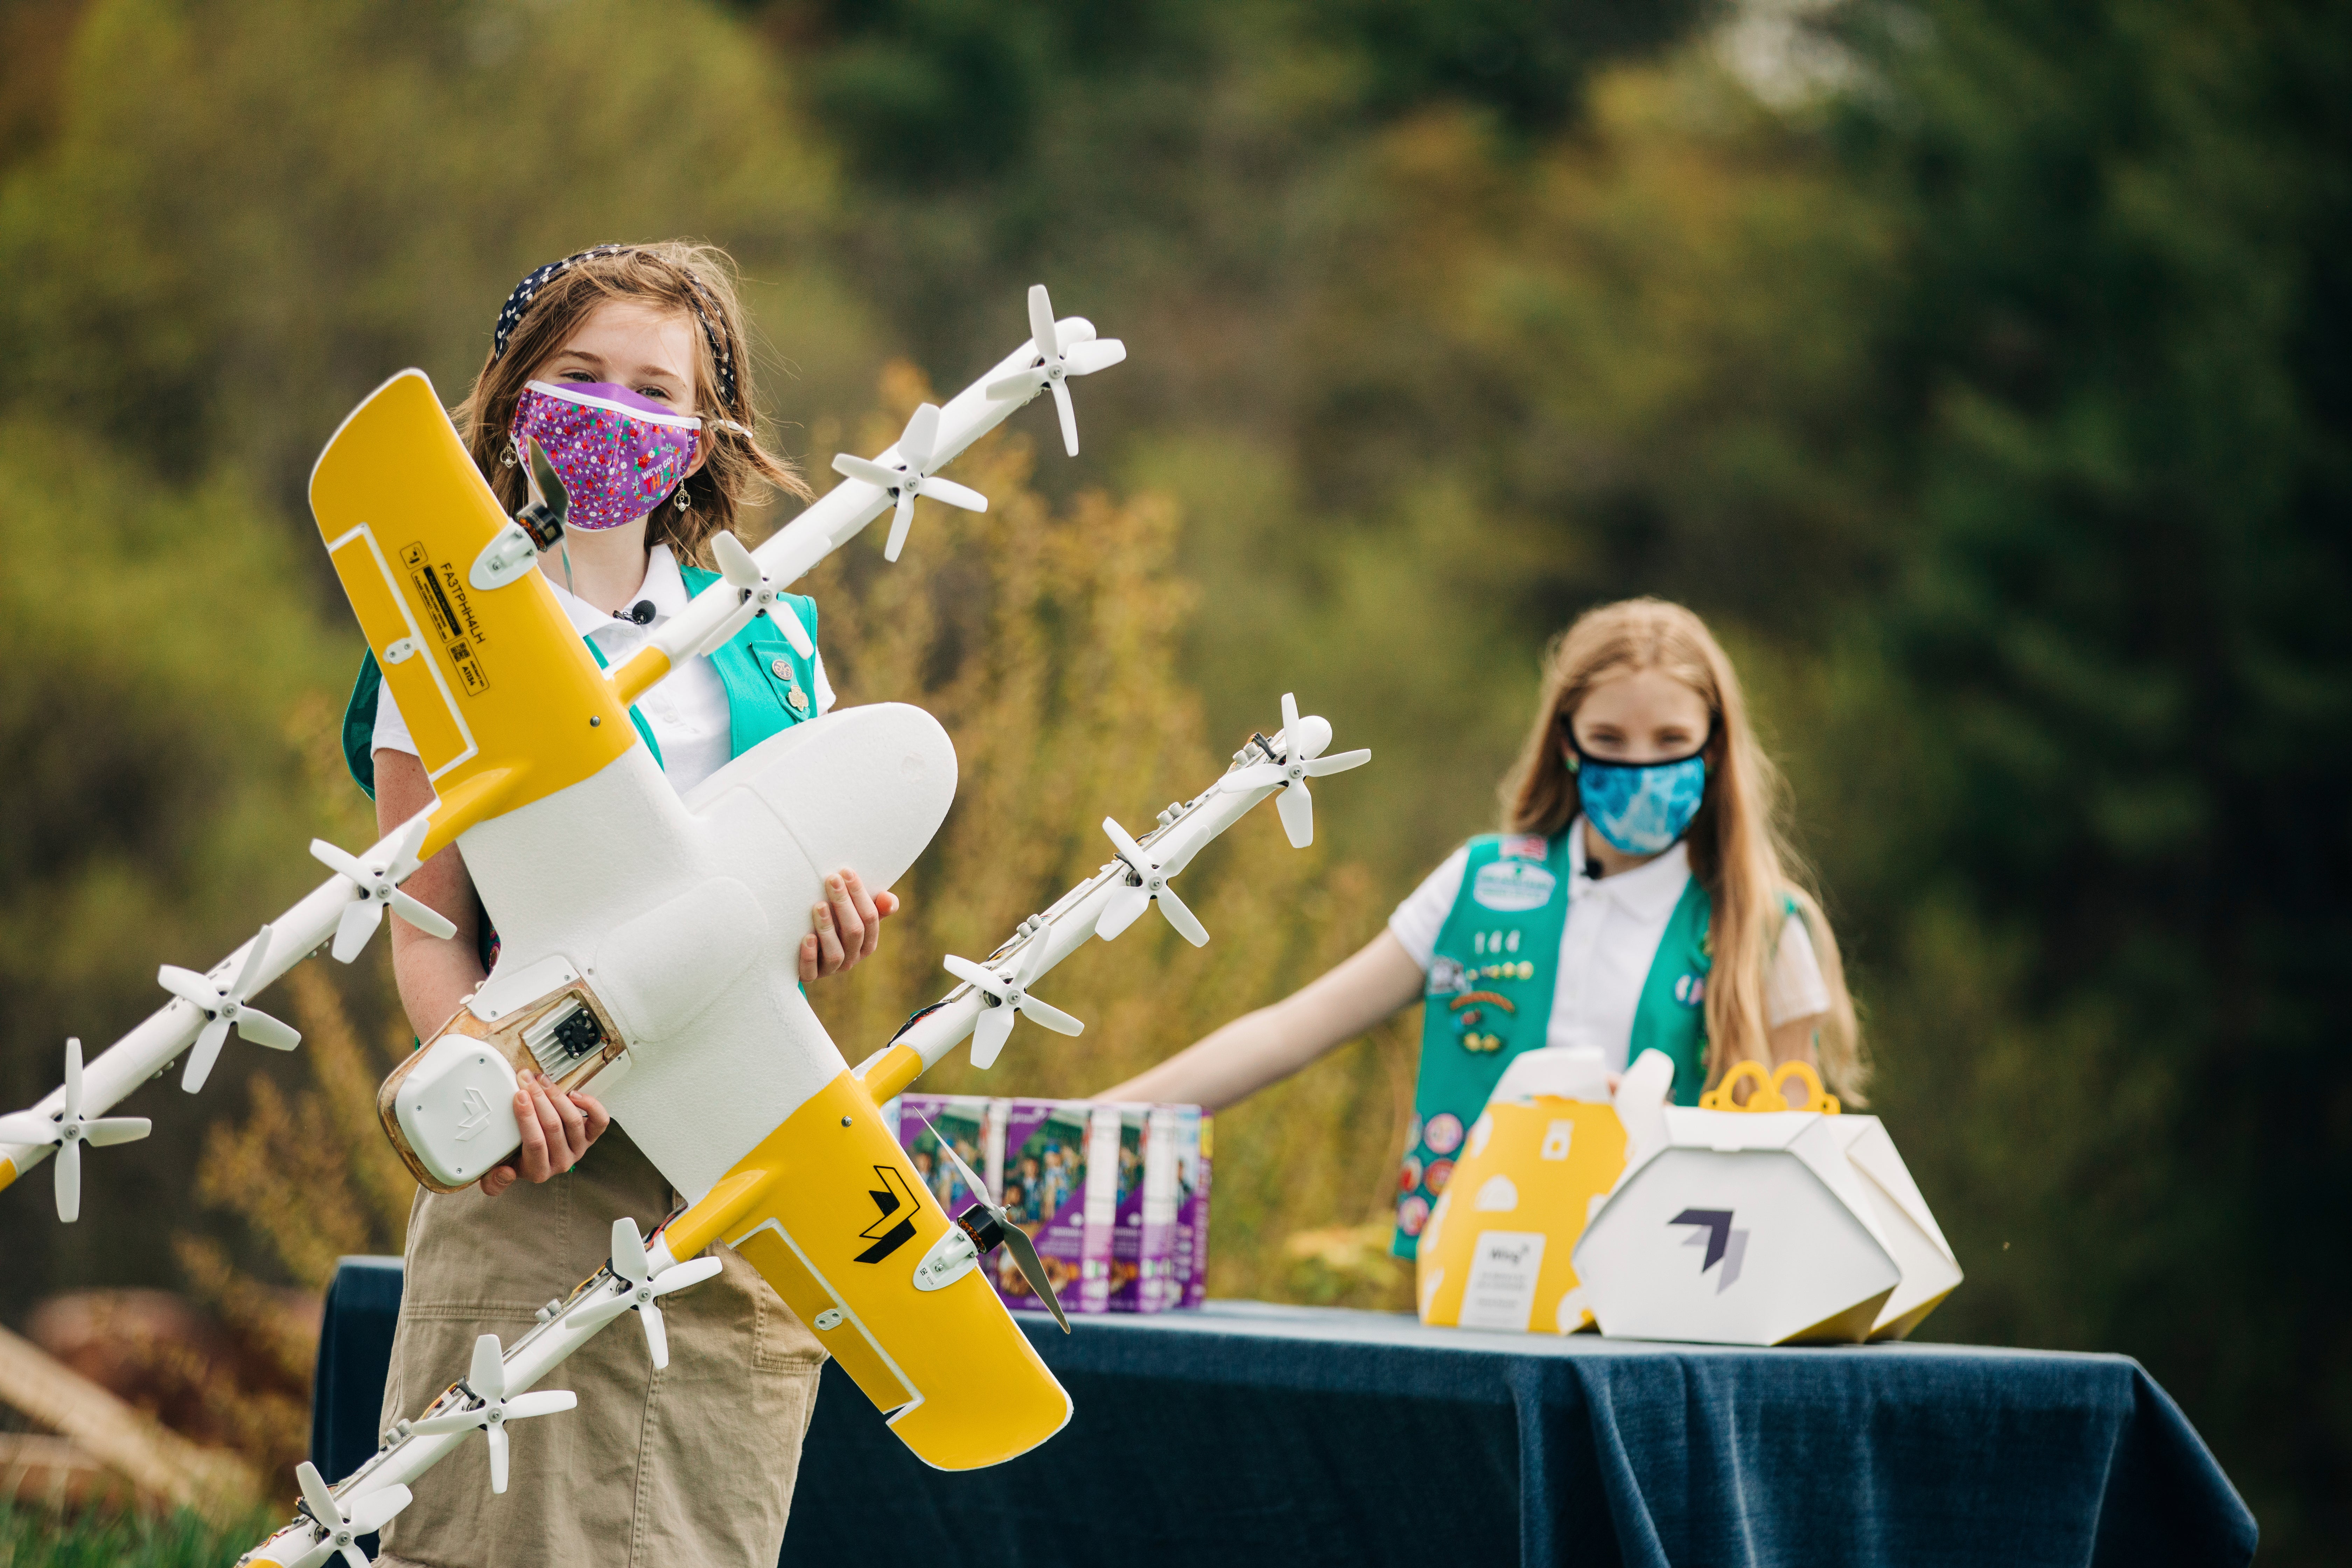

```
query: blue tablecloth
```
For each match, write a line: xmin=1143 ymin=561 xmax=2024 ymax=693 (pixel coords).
xmin=313 ymin=1258 xmax=2254 ymax=1566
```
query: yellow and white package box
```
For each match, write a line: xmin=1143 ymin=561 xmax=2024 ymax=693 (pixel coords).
xmin=1573 ymin=1058 xmax=1962 ymax=1345
xmin=1416 ymin=1048 xmax=1627 ymax=1335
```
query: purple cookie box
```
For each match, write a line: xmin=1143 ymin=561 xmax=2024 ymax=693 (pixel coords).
xmin=1099 ymin=1105 xmax=1195 ymax=1313
xmin=1000 ymin=1098 xmax=1095 ymax=1312
xmin=888 ymin=1094 xmax=1210 ymax=1315
xmin=897 ymin=1092 xmax=993 ymax=1216
xmin=1179 ymin=1108 xmax=1212 ymax=1309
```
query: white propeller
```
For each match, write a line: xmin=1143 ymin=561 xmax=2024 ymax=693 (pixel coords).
xmin=943 ymin=943 xmax=1083 ymax=1071
xmin=156 ymin=925 xmax=300 ymax=1094
xmin=407 ymin=1333 xmax=577 ymax=1494
xmin=0 ymin=1039 xmax=149 ymax=1224
xmin=566 ymin=1217 xmax=724 ymax=1370
xmin=1217 ymin=692 xmax=1371 ymax=848
xmin=710 ymin=529 xmax=815 ymax=657
xmin=984 ymin=284 xmax=1128 ymax=456
xmin=288 ymin=1461 xmax=411 ymax=1568
xmin=310 ymin=818 xmax=457 ymax=964
xmin=1094 ymin=817 xmax=1209 ymax=947
xmin=920 ymin=1115 xmax=1070 ymax=1334
xmin=830 ymin=402 xmax=989 ymax=562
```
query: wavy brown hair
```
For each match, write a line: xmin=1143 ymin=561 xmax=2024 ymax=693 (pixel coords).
xmin=452 ymin=241 xmax=812 ymax=568
xmin=1497 ymin=598 xmax=1865 ymax=1099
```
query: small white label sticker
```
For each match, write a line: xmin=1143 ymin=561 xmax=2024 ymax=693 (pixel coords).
xmin=1459 ymin=1231 xmax=1547 ymax=1331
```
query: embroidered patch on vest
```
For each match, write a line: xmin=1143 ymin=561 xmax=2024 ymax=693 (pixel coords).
xmin=1500 ymin=834 xmax=1549 ymax=861
xmin=1673 ymin=973 xmax=1707 ymax=1006
xmin=1427 ymin=955 xmax=1471 ymax=997
xmin=1472 ymin=861 xmax=1556 ymax=912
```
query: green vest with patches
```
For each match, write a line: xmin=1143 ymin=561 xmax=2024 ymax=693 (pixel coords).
xmin=338 ymin=573 xmax=819 ymax=798
xmin=1392 ymin=830 xmax=1713 ymax=1260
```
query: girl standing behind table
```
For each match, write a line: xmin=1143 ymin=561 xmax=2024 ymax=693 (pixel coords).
xmin=1102 ymin=597 xmax=1862 ymax=1257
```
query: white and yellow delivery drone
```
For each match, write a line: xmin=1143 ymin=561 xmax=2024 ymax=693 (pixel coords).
xmin=0 ymin=288 xmax=1369 ymax=1567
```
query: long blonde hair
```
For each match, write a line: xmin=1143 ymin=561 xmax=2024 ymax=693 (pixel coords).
xmin=1497 ymin=598 xmax=1865 ymax=1099
xmin=453 ymin=241 xmax=811 ymax=567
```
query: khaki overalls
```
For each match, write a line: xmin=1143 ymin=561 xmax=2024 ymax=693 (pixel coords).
xmin=375 ymin=1128 xmax=825 ymax=1567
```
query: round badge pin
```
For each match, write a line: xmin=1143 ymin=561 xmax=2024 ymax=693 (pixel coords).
xmin=1397 ymin=1195 xmax=1430 ymax=1237
xmin=1423 ymin=1112 xmax=1465 ymax=1156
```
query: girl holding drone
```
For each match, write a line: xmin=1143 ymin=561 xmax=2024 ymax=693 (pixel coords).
xmin=348 ymin=242 xmax=889 ymax=1566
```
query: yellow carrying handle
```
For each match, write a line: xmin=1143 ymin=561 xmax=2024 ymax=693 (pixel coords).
xmin=1699 ymin=1059 xmax=1841 ymax=1115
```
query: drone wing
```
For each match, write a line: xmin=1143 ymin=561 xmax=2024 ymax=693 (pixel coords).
xmin=310 ymin=369 xmax=639 ymax=854
xmin=664 ymin=1067 xmax=1072 ymax=1472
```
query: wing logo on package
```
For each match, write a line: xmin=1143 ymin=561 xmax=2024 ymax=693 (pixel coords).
xmin=1671 ymin=1207 xmax=1750 ymax=1293
xmin=455 ymin=1087 xmax=493 ymax=1142
xmin=855 ymin=1165 xmax=919 ymax=1263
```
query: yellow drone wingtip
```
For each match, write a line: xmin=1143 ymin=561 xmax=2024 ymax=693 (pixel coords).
xmin=669 ymin=1070 xmax=1073 ymax=1472
xmin=310 ymin=369 xmax=640 ymax=834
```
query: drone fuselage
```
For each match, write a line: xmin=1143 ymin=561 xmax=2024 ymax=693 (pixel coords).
xmin=396 ymin=703 xmax=954 ymax=1200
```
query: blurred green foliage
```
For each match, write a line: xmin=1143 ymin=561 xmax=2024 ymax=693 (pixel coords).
xmin=0 ymin=0 xmax=2343 ymax=1555
xmin=0 ymin=1504 xmax=278 ymax=1568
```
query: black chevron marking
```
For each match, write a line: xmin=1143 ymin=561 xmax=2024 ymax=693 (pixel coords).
xmin=855 ymin=1165 xmax=920 ymax=1264
xmin=1670 ymin=1207 xmax=1735 ymax=1271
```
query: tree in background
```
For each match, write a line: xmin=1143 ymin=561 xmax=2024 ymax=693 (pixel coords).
xmin=1822 ymin=0 xmax=2352 ymax=1552
xmin=0 ymin=0 xmax=842 ymax=516
xmin=0 ymin=418 xmax=338 ymax=1321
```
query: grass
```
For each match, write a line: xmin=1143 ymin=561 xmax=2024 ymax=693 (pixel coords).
xmin=0 ymin=1506 xmax=282 ymax=1567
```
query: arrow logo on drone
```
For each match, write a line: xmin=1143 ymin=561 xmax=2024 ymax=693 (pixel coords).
xmin=854 ymin=1165 xmax=919 ymax=1264
xmin=455 ymin=1087 xmax=492 ymax=1142
xmin=1670 ymin=1208 xmax=1750 ymax=1294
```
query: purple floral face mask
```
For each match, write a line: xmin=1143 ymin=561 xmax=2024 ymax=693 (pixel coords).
xmin=510 ymin=380 xmax=702 ymax=531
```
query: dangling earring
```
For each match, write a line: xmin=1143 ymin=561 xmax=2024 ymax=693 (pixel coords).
xmin=674 ymin=485 xmax=691 ymax=512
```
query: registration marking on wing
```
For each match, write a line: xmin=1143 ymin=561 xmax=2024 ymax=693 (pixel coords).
xmin=327 ymin=522 xmax=478 ymax=778
xmin=401 ymin=540 xmax=493 ymax=699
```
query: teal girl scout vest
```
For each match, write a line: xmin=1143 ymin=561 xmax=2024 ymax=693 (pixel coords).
xmin=1392 ymin=830 xmax=1713 ymax=1259
xmin=340 ymin=573 xmax=821 ymax=970
xmin=341 ymin=570 xmax=820 ymax=797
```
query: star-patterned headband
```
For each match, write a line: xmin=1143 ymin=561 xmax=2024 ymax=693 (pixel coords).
xmin=491 ymin=245 xmax=740 ymax=416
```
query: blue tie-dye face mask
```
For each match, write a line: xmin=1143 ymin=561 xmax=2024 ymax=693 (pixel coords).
xmin=1575 ymin=748 xmax=1709 ymax=856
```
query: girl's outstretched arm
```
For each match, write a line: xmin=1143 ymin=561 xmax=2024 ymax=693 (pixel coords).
xmin=374 ymin=747 xmax=485 ymax=1041
xmin=1769 ymin=1013 xmax=1827 ymax=1070
xmin=1098 ymin=931 xmax=1425 ymax=1113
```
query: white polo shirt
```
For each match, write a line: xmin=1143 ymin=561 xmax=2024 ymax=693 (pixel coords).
xmin=1387 ymin=820 xmax=1830 ymax=1071
xmin=371 ymin=544 xmax=834 ymax=797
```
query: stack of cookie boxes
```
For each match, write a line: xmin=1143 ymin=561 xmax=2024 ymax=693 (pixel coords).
xmin=889 ymin=1095 xmax=1211 ymax=1315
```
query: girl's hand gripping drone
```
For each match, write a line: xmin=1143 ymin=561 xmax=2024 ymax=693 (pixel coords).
xmin=0 ymin=288 xmax=1368 ymax=1566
